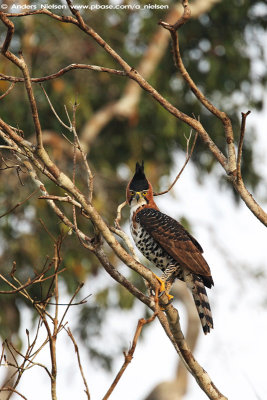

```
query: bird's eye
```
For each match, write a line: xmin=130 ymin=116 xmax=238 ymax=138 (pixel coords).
xmin=130 ymin=190 xmax=135 ymax=195
xmin=142 ymin=191 xmax=148 ymax=196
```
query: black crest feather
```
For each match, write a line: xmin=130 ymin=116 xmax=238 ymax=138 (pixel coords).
xmin=129 ymin=161 xmax=149 ymax=191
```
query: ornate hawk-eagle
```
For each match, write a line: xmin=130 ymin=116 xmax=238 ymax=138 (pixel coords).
xmin=126 ymin=161 xmax=214 ymax=334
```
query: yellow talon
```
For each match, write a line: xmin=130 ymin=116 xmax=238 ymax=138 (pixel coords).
xmin=153 ymin=273 xmax=174 ymax=303
xmin=153 ymin=273 xmax=165 ymax=292
xmin=164 ymin=292 xmax=174 ymax=303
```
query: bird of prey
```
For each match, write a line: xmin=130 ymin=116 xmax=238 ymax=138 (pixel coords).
xmin=126 ymin=161 xmax=214 ymax=334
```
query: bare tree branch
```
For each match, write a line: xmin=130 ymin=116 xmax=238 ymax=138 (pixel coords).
xmin=159 ymin=0 xmax=236 ymax=176
xmin=102 ymin=307 xmax=159 ymax=400
xmin=0 ymin=64 xmax=126 ymax=83
xmin=40 ymin=85 xmax=71 ymax=130
xmin=67 ymin=328 xmax=90 ymax=400
xmin=0 ymin=265 xmax=65 ymax=295
xmin=0 ymin=246 xmax=90 ymax=400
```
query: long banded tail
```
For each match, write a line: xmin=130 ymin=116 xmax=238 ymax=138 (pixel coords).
xmin=186 ymin=273 xmax=213 ymax=334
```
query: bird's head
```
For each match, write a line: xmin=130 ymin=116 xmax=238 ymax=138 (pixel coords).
xmin=126 ymin=161 xmax=155 ymax=207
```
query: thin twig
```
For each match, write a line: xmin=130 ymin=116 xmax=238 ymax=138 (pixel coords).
xmin=0 ymin=189 xmax=38 ymax=218
xmin=185 ymin=128 xmax=193 ymax=157
xmin=48 ymin=244 xmax=60 ymax=400
xmin=38 ymin=194 xmax=82 ymax=209
xmin=0 ymin=342 xmax=5 ymax=365
xmin=0 ymin=82 xmax=15 ymax=100
xmin=102 ymin=294 xmax=159 ymax=400
xmin=40 ymin=90 xmax=94 ymax=203
xmin=67 ymin=328 xmax=90 ymax=400
xmin=4 ymin=340 xmax=19 ymax=368
xmin=0 ymin=263 xmax=59 ymax=295
xmin=42 ymin=239 xmax=62 ymax=311
xmin=2 ymin=317 xmax=51 ymax=394
xmin=6 ymin=340 xmax=52 ymax=379
xmin=43 ymin=294 xmax=90 ymax=307
xmin=0 ymin=64 xmax=126 ymax=83
xmin=154 ymin=131 xmax=198 ymax=196
xmin=40 ymin=84 xmax=71 ymax=130
xmin=37 ymin=313 xmax=57 ymax=400
xmin=70 ymin=104 xmax=94 ymax=203
xmin=72 ymin=107 xmax=78 ymax=185
xmin=39 ymin=218 xmax=57 ymax=243
xmin=64 ymin=105 xmax=72 ymax=127
xmin=237 ymin=111 xmax=251 ymax=181
xmin=53 ymin=243 xmax=60 ymax=334
xmin=58 ymin=282 xmax=84 ymax=329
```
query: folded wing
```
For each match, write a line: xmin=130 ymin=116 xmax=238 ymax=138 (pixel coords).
xmin=136 ymin=208 xmax=213 ymax=286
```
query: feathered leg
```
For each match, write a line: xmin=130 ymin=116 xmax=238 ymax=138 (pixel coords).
xmin=160 ymin=264 xmax=180 ymax=296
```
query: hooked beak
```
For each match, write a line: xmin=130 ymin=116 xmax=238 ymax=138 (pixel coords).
xmin=135 ymin=192 xmax=141 ymax=201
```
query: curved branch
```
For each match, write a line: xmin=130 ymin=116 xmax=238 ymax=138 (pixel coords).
xmin=102 ymin=307 xmax=159 ymax=400
xmin=159 ymin=1 xmax=236 ymax=175
xmin=0 ymin=64 xmax=126 ymax=83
